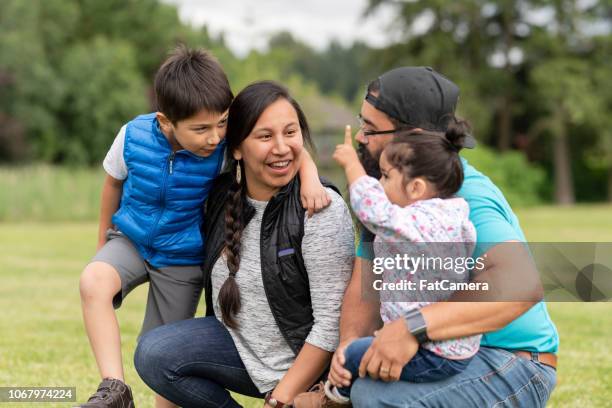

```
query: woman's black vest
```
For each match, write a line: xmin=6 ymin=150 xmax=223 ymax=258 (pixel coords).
xmin=201 ymin=172 xmax=340 ymax=355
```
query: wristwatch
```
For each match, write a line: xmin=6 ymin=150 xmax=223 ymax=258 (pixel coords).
xmin=265 ymin=391 xmax=289 ymax=408
xmin=404 ymin=309 xmax=430 ymax=344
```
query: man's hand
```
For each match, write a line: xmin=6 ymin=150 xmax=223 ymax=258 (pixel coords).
xmin=333 ymin=125 xmax=366 ymax=184
xmin=328 ymin=338 xmax=355 ymax=388
xmin=358 ymin=318 xmax=418 ymax=382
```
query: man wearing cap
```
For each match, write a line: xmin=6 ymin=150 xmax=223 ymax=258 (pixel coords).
xmin=306 ymin=67 xmax=558 ymax=407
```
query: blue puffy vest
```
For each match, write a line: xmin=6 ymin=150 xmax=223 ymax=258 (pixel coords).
xmin=112 ymin=113 xmax=225 ymax=267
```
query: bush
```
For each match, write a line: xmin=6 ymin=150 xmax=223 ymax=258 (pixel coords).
xmin=461 ymin=146 xmax=546 ymax=207
xmin=0 ymin=165 xmax=103 ymax=222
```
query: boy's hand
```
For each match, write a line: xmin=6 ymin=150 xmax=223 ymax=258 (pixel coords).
xmin=301 ymin=178 xmax=331 ymax=218
xmin=334 ymin=125 xmax=367 ymax=185
xmin=333 ymin=125 xmax=360 ymax=168
xmin=298 ymin=149 xmax=331 ymax=217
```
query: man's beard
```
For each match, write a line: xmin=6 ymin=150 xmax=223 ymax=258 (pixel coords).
xmin=357 ymin=143 xmax=381 ymax=179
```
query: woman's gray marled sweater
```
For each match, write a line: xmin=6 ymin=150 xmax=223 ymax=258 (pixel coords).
xmin=211 ymin=188 xmax=355 ymax=392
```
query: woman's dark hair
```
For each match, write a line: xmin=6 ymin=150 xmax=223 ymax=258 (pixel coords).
xmin=154 ymin=44 xmax=233 ymax=124
xmin=384 ymin=118 xmax=471 ymax=199
xmin=218 ymin=80 xmax=313 ymax=329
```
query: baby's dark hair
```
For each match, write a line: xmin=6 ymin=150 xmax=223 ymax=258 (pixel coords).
xmin=154 ymin=44 xmax=233 ymax=123
xmin=384 ymin=118 xmax=471 ymax=198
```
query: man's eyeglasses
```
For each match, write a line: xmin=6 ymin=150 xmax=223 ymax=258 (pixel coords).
xmin=356 ymin=115 xmax=408 ymax=144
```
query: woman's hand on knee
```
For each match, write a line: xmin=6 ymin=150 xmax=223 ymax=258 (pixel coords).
xmin=329 ymin=339 xmax=353 ymax=388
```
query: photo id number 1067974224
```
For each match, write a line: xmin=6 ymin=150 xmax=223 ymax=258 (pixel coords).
xmin=0 ymin=387 xmax=76 ymax=402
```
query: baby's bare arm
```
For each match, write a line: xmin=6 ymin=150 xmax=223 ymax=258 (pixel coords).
xmin=97 ymin=175 xmax=124 ymax=249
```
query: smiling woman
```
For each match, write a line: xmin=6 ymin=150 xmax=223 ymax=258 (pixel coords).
xmin=134 ymin=81 xmax=356 ymax=408
xmin=232 ymin=97 xmax=306 ymax=201
xmin=216 ymin=81 xmax=317 ymax=328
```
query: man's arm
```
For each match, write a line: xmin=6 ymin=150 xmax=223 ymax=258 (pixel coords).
xmin=356 ymin=240 xmax=543 ymax=382
xmin=333 ymin=238 xmax=543 ymax=385
xmin=97 ymin=175 xmax=124 ymax=249
xmin=339 ymin=257 xmax=383 ymax=343
xmin=329 ymin=256 xmax=383 ymax=387
xmin=421 ymin=240 xmax=543 ymax=341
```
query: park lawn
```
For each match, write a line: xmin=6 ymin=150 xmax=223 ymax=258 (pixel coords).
xmin=0 ymin=205 xmax=611 ymax=407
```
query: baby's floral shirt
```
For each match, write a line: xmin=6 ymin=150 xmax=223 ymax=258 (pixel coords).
xmin=350 ymin=175 xmax=481 ymax=359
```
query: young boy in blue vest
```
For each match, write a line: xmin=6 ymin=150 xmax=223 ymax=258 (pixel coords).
xmin=76 ymin=46 xmax=331 ymax=408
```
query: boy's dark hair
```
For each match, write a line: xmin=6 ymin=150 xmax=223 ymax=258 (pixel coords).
xmin=384 ymin=118 xmax=471 ymax=199
xmin=154 ymin=45 xmax=233 ymax=123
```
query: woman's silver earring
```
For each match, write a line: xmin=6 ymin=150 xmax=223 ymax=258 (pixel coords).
xmin=236 ymin=161 xmax=241 ymax=183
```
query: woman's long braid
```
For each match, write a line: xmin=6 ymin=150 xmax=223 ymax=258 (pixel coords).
xmin=216 ymin=81 xmax=314 ymax=328
xmin=218 ymin=161 xmax=244 ymax=329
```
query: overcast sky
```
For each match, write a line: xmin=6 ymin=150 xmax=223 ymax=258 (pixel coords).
xmin=163 ymin=0 xmax=397 ymax=56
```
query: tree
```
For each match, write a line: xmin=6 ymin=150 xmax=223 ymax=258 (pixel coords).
xmin=366 ymin=0 xmax=611 ymax=204
xmin=74 ymin=0 xmax=189 ymax=79
xmin=57 ymin=37 xmax=148 ymax=165
xmin=583 ymin=35 xmax=612 ymax=201
xmin=365 ymin=0 xmax=546 ymax=149
xmin=526 ymin=0 xmax=610 ymax=204
xmin=0 ymin=0 xmax=222 ymax=164
xmin=0 ymin=0 xmax=76 ymax=161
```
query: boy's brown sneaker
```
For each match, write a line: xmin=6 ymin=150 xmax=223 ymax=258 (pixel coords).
xmin=293 ymin=381 xmax=351 ymax=408
xmin=75 ymin=378 xmax=134 ymax=408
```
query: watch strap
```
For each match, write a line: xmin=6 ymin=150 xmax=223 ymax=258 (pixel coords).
xmin=404 ymin=309 xmax=430 ymax=344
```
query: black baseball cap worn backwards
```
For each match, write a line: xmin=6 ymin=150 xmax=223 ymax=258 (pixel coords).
xmin=365 ymin=66 xmax=476 ymax=148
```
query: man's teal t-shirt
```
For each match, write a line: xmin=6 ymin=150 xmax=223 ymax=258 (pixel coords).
xmin=356 ymin=158 xmax=559 ymax=353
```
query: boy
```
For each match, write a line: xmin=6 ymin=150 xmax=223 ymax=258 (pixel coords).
xmin=77 ymin=46 xmax=329 ymax=408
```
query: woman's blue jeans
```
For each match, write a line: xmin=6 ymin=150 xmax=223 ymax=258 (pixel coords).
xmin=134 ymin=316 xmax=264 ymax=408
xmin=348 ymin=346 xmax=557 ymax=407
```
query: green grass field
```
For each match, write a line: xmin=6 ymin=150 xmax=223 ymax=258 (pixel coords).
xmin=1 ymin=206 xmax=611 ymax=407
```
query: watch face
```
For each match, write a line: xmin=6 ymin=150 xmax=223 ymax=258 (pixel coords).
xmin=405 ymin=310 xmax=429 ymax=343
xmin=413 ymin=324 xmax=427 ymax=332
